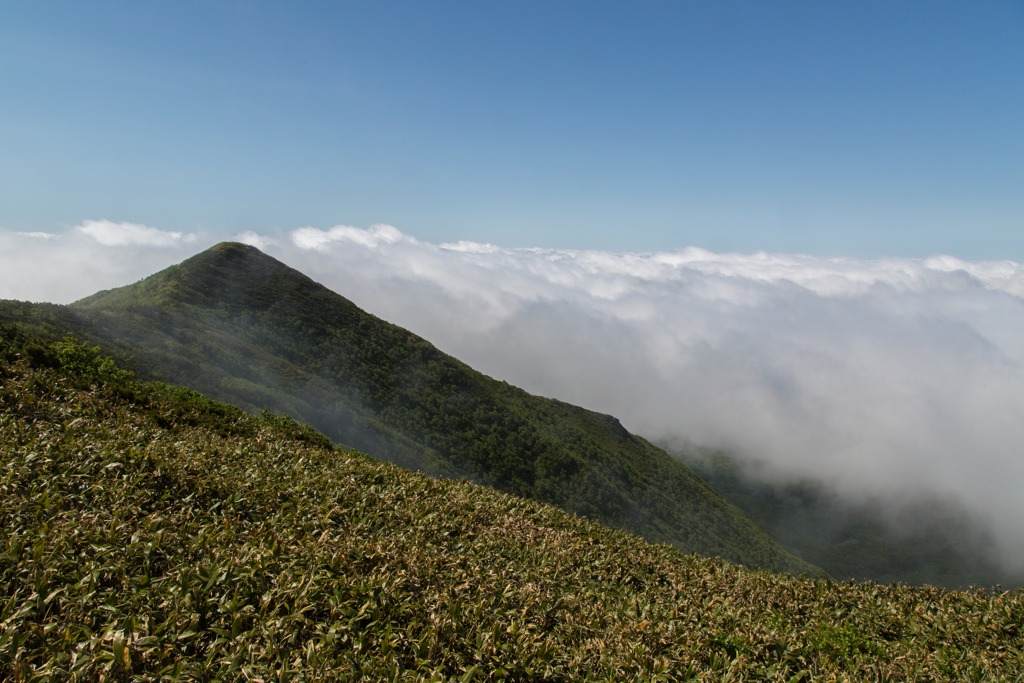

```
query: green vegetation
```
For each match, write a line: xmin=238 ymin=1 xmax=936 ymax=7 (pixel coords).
xmin=0 ymin=242 xmax=817 ymax=576
xmin=2 ymin=328 xmax=1022 ymax=681
xmin=672 ymin=450 xmax=1022 ymax=591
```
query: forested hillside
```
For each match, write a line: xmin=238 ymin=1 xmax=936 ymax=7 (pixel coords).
xmin=0 ymin=243 xmax=817 ymax=576
xmin=2 ymin=327 xmax=1021 ymax=681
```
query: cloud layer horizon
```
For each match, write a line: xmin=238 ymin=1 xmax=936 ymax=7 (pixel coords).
xmin=5 ymin=220 xmax=1024 ymax=569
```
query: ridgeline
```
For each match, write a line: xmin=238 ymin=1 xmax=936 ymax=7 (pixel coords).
xmin=0 ymin=242 xmax=817 ymax=577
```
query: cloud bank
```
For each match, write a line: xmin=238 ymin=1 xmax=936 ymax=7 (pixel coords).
xmin=0 ymin=221 xmax=213 ymax=303
xmin=278 ymin=225 xmax=1024 ymax=570
xmin=3 ymin=221 xmax=1023 ymax=569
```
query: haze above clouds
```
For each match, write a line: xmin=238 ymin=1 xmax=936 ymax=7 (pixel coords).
xmin=4 ymin=222 xmax=1024 ymax=568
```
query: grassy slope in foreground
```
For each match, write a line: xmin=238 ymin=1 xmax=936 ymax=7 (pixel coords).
xmin=1 ymin=329 xmax=1022 ymax=681
xmin=0 ymin=242 xmax=818 ymax=577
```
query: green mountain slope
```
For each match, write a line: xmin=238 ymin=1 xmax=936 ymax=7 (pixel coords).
xmin=0 ymin=242 xmax=817 ymax=576
xmin=2 ymin=327 xmax=1021 ymax=681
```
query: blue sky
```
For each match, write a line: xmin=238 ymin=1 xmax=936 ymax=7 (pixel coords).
xmin=2 ymin=1 xmax=1022 ymax=259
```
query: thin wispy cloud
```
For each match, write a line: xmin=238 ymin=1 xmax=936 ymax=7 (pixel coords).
xmin=292 ymin=224 xmax=406 ymax=251
xmin=76 ymin=219 xmax=198 ymax=247
xmin=16 ymin=231 xmax=59 ymax=240
xmin=2 ymin=222 xmax=1023 ymax=569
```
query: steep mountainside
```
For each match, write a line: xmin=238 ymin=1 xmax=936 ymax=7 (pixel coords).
xmin=0 ymin=243 xmax=818 ymax=576
xmin=2 ymin=327 xmax=1020 ymax=681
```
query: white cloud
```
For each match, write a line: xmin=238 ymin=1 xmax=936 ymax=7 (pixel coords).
xmin=291 ymin=223 xmax=408 ymax=251
xmin=279 ymin=225 xmax=1024 ymax=570
xmin=15 ymin=231 xmax=59 ymax=240
xmin=77 ymin=219 xmax=198 ymax=247
xmin=235 ymin=230 xmax=276 ymax=250
xmin=440 ymin=240 xmax=502 ymax=254
xmin=0 ymin=222 xmax=214 ymax=303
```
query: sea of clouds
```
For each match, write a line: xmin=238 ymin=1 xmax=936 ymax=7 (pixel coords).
xmin=5 ymin=220 xmax=1024 ymax=568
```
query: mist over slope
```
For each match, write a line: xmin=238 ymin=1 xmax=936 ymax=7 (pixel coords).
xmin=3 ymin=221 xmax=1023 ymax=577
xmin=673 ymin=448 xmax=1016 ymax=591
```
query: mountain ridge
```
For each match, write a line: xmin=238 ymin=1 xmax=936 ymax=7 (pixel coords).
xmin=0 ymin=241 xmax=820 ymax=576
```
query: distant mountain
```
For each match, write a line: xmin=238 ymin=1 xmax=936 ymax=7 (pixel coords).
xmin=0 ymin=242 xmax=819 ymax=576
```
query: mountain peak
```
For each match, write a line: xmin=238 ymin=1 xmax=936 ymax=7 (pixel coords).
xmin=76 ymin=240 xmax=332 ymax=315
xmin=5 ymin=247 xmax=824 ymax=576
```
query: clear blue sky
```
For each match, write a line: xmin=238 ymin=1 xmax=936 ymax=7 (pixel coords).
xmin=2 ymin=1 xmax=1022 ymax=259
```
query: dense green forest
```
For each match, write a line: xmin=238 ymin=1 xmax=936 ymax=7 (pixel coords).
xmin=0 ymin=242 xmax=816 ymax=577
xmin=2 ymin=327 xmax=1021 ymax=681
xmin=671 ymin=450 xmax=1022 ymax=591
